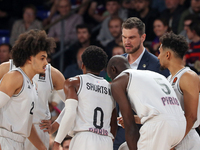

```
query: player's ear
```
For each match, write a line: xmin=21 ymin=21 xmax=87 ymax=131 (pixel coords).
xmin=111 ymin=65 xmax=117 ymax=74
xmin=166 ymin=51 xmax=171 ymax=59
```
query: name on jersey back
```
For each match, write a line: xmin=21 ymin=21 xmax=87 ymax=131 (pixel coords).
xmin=86 ymin=82 xmax=111 ymax=95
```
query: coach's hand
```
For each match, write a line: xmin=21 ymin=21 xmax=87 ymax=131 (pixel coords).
xmin=39 ymin=119 xmax=52 ymax=133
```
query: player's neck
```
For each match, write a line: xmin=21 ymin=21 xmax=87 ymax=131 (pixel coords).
xmin=168 ymin=60 xmax=185 ymax=77
xmin=20 ymin=65 xmax=35 ymax=83
xmin=85 ymin=70 xmax=100 ymax=76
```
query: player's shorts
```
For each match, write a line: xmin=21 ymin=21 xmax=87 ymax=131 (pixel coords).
xmin=175 ymin=128 xmax=200 ymax=150
xmin=118 ymin=114 xmax=186 ymax=150
xmin=0 ymin=128 xmax=25 ymax=150
xmin=24 ymin=124 xmax=49 ymax=150
xmin=69 ymin=131 xmax=113 ymax=150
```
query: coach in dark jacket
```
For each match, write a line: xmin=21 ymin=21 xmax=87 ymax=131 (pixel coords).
xmin=113 ymin=17 xmax=169 ymax=150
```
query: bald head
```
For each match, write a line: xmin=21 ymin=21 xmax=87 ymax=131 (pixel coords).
xmin=107 ymin=55 xmax=131 ymax=80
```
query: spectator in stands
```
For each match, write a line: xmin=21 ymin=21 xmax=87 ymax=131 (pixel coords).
xmin=129 ymin=0 xmax=159 ymax=41
xmin=88 ymin=0 xmax=107 ymax=23
xmin=10 ymin=4 xmax=42 ymax=46
xmin=97 ymin=0 xmax=127 ymax=47
xmin=61 ymin=136 xmax=72 ymax=150
xmin=112 ymin=45 xmax=125 ymax=56
xmin=151 ymin=0 xmax=166 ymax=12
xmin=105 ymin=17 xmax=123 ymax=59
xmin=178 ymin=0 xmax=200 ymax=34
xmin=0 ymin=43 xmax=11 ymax=64
xmin=48 ymin=0 xmax=83 ymax=46
xmin=179 ymin=14 xmax=200 ymax=43
xmin=185 ymin=20 xmax=200 ymax=74
xmin=160 ymin=0 xmax=185 ymax=34
xmin=63 ymin=47 xmax=84 ymax=79
xmin=63 ymin=24 xmax=102 ymax=69
xmin=151 ymin=17 xmax=170 ymax=56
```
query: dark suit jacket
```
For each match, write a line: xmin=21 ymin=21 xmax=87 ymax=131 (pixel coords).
xmin=113 ymin=49 xmax=169 ymax=150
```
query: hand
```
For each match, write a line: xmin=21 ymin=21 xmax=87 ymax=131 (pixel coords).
xmin=39 ymin=119 xmax=51 ymax=133
xmin=52 ymin=142 xmax=60 ymax=150
xmin=117 ymin=117 xmax=125 ymax=128
xmin=134 ymin=115 xmax=141 ymax=124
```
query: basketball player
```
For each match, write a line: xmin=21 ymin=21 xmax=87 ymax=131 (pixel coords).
xmin=107 ymin=55 xmax=186 ymax=150
xmin=0 ymin=49 xmax=65 ymax=150
xmin=53 ymin=46 xmax=117 ymax=150
xmin=158 ymin=32 xmax=200 ymax=150
xmin=0 ymin=29 xmax=55 ymax=149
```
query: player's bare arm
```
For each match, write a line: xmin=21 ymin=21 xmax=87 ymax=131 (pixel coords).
xmin=111 ymin=73 xmax=139 ymax=150
xmin=53 ymin=77 xmax=80 ymax=150
xmin=0 ymin=62 xmax=10 ymax=80
xmin=179 ymin=71 xmax=199 ymax=137
xmin=28 ymin=125 xmax=47 ymax=150
xmin=51 ymin=66 xmax=65 ymax=91
xmin=110 ymin=108 xmax=117 ymax=140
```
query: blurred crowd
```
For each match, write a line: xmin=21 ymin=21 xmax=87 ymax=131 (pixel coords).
xmin=0 ymin=0 xmax=200 ymax=148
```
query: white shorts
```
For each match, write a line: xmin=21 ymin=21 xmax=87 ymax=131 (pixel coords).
xmin=69 ymin=131 xmax=113 ymax=150
xmin=175 ymin=128 xmax=200 ymax=150
xmin=0 ymin=128 xmax=25 ymax=150
xmin=119 ymin=114 xmax=186 ymax=150
xmin=24 ymin=124 xmax=49 ymax=150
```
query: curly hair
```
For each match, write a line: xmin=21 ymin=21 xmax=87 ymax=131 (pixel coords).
xmin=160 ymin=32 xmax=189 ymax=59
xmin=82 ymin=46 xmax=108 ymax=72
xmin=12 ymin=29 xmax=56 ymax=67
xmin=122 ymin=17 xmax=145 ymax=36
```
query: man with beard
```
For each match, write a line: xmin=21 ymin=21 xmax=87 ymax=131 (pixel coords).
xmin=63 ymin=24 xmax=102 ymax=70
xmin=113 ymin=17 xmax=169 ymax=150
xmin=105 ymin=16 xmax=123 ymax=60
xmin=158 ymin=32 xmax=200 ymax=150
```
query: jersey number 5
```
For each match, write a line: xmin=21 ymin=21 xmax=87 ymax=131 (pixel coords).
xmin=154 ymin=78 xmax=171 ymax=95
xmin=93 ymin=107 xmax=104 ymax=129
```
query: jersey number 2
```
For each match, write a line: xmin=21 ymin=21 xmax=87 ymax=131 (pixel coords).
xmin=30 ymin=102 xmax=34 ymax=115
xmin=93 ymin=107 xmax=104 ymax=129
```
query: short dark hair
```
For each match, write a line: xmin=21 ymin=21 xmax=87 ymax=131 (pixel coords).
xmin=82 ymin=46 xmax=108 ymax=72
xmin=160 ymin=32 xmax=189 ymax=59
xmin=183 ymin=14 xmax=200 ymax=22
xmin=61 ymin=136 xmax=72 ymax=147
xmin=0 ymin=43 xmax=12 ymax=52
xmin=23 ymin=4 xmax=37 ymax=16
xmin=108 ymin=16 xmax=123 ymax=27
xmin=12 ymin=29 xmax=56 ymax=67
xmin=76 ymin=24 xmax=91 ymax=35
xmin=189 ymin=20 xmax=200 ymax=37
xmin=122 ymin=17 xmax=145 ymax=36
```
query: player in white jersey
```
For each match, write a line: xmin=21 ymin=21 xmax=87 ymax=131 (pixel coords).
xmin=0 ymin=29 xmax=55 ymax=149
xmin=158 ymin=32 xmax=200 ymax=150
xmin=53 ymin=46 xmax=117 ymax=150
xmin=107 ymin=55 xmax=186 ymax=150
xmin=0 ymin=60 xmax=65 ymax=150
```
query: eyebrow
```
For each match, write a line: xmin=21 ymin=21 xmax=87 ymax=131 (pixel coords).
xmin=41 ymin=55 xmax=47 ymax=58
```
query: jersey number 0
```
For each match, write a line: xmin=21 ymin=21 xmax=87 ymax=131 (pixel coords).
xmin=93 ymin=107 xmax=104 ymax=129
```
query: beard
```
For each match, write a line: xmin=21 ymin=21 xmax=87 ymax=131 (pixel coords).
xmin=159 ymin=64 xmax=167 ymax=71
xmin=125 ymin=43 xmax=141 ymax=54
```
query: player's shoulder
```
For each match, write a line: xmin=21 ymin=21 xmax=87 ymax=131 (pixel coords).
xmin=1 ymin=69 xmax=23 ymax=86
xmin=51 ymin=65 xmax=65 ymax=82
xmin=181 ymin=70 xmax=199 ymax=81
xmin=64 ymin=76 xmax=80 ymax=87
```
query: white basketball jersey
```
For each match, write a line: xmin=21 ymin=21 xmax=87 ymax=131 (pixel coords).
xmin=121 ymin=69 xmax=184 ymax=124
xmin=71 ymin=73 xmax=115 ymax=138
xmin=9 ymin=60 xmax=53 ymax=124
xmin=168 ymin=67 xmax=200 ymax=128
xmin=32 ymin=64 xmax=53 ymax=123
xmin=0 ymin=68 xmax=37 ymax=137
